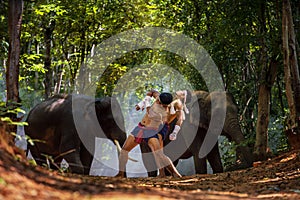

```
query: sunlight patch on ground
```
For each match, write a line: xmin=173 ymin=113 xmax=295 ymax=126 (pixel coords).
xmin=257 ymin=193 xmax=300 ymax=199
xmin=252 ymin=177 xmax=281 ymax=184
xmin=280 ymin=153 xmax=297 ymax=163
xmin=252 ymin=170 xmax=300 ymax=184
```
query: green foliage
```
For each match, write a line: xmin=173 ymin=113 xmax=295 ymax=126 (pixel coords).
xmin=268 ymin=117 xmax=289 ymax=154
xmin=39 ymin=149 xmax=76 ymax=173
xmin=34 ymin=3 xmax=66 ymax=16
xmin=0 ymin=177 xmax=6 ymax=186
xmin=0 ymin=117 xmax=27 ymax=126
xmin=97 ymin=63 xmax=128 ymax=96
xmin=27 ymin=157 xmax=37 ymax=166
xmin=0 ymin=0 xmax=8 ymax=61
xmin=40 ymin=153 xmax=60 ymax=172
xmin=0 ymin=101 xmax=27 ymax=127
xmin=0 ymin=101 xmax=23 ymax=116
xmin=1 ymin=0 xmax=295 ymax=161
xmin=100 ymin=141 xmax=114 ymax=161
xmin=219 ymin=136 xmax=237 ymax=169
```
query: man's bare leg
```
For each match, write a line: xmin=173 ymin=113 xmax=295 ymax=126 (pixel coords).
xmin=157 ymin=134 xmax=166 ymax=177
xmin=148 ymin=138 xmax=182 ymax=178
xmin=116 ymin=135 xmax=138 ymax=177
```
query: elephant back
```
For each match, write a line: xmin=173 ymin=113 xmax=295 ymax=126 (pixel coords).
xmin=25 ymin=94 xmax=72 ymax=131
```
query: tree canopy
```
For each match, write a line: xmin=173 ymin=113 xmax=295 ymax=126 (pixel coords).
xmin=1 ymin=0 xmax=300 ymax=164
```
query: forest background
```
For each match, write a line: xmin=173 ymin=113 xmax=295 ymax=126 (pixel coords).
xmin=1 ymin=0 xmax=300 ymax=169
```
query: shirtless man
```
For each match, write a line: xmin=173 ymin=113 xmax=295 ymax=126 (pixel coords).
xmin=137 ymin=90 xmax=191 ymax=142
xmin=137 ymin=89 xmax=192 ymax=176
xmin=117 ymin=91 xmax=182 ymax=178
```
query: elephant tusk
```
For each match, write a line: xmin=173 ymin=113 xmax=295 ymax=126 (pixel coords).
xmin=114 ymin=139 xmax=122 ymax=153
xmin=114 ymin=139 xmax=138 ymax=162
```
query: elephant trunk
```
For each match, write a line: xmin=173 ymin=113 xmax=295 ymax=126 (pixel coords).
xmin=223 ymin=117 xmax=253 ymax=167
xmin=223 ymin=119 xmax=245 ymax=143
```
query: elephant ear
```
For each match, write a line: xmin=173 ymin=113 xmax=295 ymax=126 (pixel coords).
xmin=192 ymin=90 xmax=210 ymax=110
xmin=187 ymin=91 xmax=210 ymax=129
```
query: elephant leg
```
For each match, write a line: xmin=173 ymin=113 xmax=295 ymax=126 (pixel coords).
xmin=194 ymin=154 xmax=207 ymax=174
xmin=28 ymin=144 xmax=57 ymax=170
xmin=80 ymin=142 xmax=94 ymax=175
xmin=192 ymin=127 xmax=208 ymax=174
xmin=27 ymin=144 xmax=47 ymax=167
xmin=207 ymin=142 xmax=223 ymax=173
xmin=140 ymin=142 xmax=158 ymax=177
xmin=63 ymin=149 xmax=84 ymax=174
xmin=59 ymin=129 xmax=84 ymax=174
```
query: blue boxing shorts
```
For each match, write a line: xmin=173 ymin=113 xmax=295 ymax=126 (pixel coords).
xmin=131 ymin=122 xmax=169 ymax=144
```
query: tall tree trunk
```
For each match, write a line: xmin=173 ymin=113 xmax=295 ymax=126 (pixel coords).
xmin=282 ymin=0 xmax=300 ymax=149
xmin=43 ymin=18 xmax=55 ymax=99
xmin=254 ymin=60 xmax=277 ymax=160
xmin=54 ymin=65 xmax=63 ymax=94
xmin=6 ymin=0 xmax=23 ymax=108
xmin=254 ymin=2 xmax=277 ymax=161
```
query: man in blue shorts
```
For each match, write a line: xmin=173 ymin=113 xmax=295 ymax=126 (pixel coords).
xmin=117 ymin=91 xmax=182 ymax=178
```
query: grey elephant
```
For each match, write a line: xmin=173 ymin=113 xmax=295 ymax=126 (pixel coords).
xmin=189 ymin=90 xmax=253 ymax=171
xmin=25 ymin=94 xmax=128 ymax=175
xmin=141 ymin=90 xmax=253 ymax=176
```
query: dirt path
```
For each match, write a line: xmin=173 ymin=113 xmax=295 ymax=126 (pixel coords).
xmin=0 ymin=145 xmax=300 ymax=200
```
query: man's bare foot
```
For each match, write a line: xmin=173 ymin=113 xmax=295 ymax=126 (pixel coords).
xmin=158 ymin=173 xmax=166 ymax=178
xmin=115 ymin=172 xmax=125 ymax=178
xmin=158 ymin=168 xmax=166 ymax=178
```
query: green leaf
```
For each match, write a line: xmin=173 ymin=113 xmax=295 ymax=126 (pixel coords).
xmin=0 ymin=177 xmax=6 ymax=186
